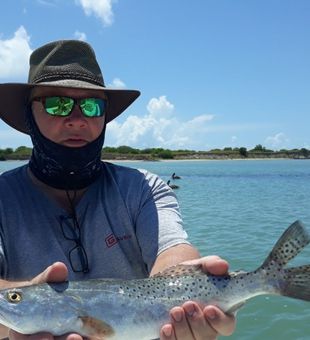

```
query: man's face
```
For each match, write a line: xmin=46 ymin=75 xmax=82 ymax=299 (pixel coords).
xmin=31 ymin=87 xmax=106 ymax=147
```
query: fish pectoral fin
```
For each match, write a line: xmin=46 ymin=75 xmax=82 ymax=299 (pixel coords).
xmin=225 ymin=301 xmax=246 ymax=314
xmin=153 ymin=264 xmax=204 ymax=278
xmin=79 ymin=316 xmax=115 ymax=339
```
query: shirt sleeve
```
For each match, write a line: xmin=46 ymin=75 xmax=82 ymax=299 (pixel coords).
xmin=134 ymin=170 xmax=190 ymax=273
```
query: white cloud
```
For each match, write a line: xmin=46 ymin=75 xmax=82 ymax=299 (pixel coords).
xmin=186 ymin=114 xmax=214 ymax=127
xmin=0 ymin=26 xmax=32 ymax=80
xmin=76 ymin=0 xmax=115 ymax=26
xmin=108 ymin=115 xmax=157 ymax=145
xmin=265 ymin=132 xmax=289 ymax=149
xmin=108 ymin=78 xmax=126 ymax=88
xmin=105 ymin=97 xmax=275 ymax=150
xmin=105 ymin=95 xmax=216 ymax=149
xmin=74 ymin=30 xmax=87 ymax=41
xmin=147 ymin=95 xmax=174 ymax=118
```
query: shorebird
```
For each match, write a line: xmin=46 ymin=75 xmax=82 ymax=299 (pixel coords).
xmin=172 ymin=172 xmax=181 ymax=179
xmin=167 ymin=180 xmax=179 ymax=189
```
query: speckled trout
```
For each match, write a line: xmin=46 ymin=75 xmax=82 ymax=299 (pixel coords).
xmin=0 ymin=220 xmax=310 ymax=340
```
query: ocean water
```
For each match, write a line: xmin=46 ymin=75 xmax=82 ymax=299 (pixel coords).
xmin=1 ymin=159 xmax=310 ymax=339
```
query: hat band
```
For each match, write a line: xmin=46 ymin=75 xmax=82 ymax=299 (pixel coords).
xmin=32 ymin=71 xmax=104 ymax=87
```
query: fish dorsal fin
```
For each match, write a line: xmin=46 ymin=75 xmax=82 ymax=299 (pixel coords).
xmin=153 ymin=264 xmax=204 ymax=278
xmin=79 ymin=316 xmax=115 ymax=339
xmin=262 ymin=220 xmax=310 ymax=268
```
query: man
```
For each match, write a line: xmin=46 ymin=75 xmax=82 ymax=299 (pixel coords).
xmin=0 ymin=40 xmax=235 ymax=339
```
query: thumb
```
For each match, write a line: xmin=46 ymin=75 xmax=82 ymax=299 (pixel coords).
xmin=31 ymin=262 xmax=68 ymax=285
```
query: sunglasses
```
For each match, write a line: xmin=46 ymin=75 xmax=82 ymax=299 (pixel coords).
xmin=33 ymin=96 xmax=107 ymax=118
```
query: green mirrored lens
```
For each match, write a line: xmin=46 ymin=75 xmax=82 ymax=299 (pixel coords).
xmin=45 ymin=97 xmax=74 ymax=116
xmin=80 ymin=98 xmax=105 ymax=117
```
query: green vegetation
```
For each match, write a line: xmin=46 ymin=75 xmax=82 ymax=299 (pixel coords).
xmin=101 ymin=146 xmax=175 ymax=160
xmin=0 ymin=145 xmax=309 ymax=161
xmin=0 ymin=146 xmax=32 ymax=160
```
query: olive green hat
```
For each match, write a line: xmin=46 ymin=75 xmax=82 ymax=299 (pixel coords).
xmin=0 ymin=39 xmax=140 ymax=134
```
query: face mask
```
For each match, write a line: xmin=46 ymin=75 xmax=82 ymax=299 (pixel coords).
xmin=26 ymin=106 xmax=106 ymax=190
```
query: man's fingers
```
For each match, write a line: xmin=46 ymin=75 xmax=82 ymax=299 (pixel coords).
xmin=169 ymin=307 xmax=193 ymax=340
xmin=55 ymin=333 xmax=84 ymax=340
xmin=181 ymin=255 xmax=222 ymax=266
xmin=183 ymin=302 xmax=217 ymax=340
xmin=204 ymin=306 xmax=236 ymax=336
xmin=201 ymin=258 xmax=229 ymax=275
xmin=31 ymin=262 xmax=68 ymax=285
xmin=160 ymin=324 xmax=176 ymax=340
xmin=162 ymin=304 xmax=220 ymax=340
xmin=181 ymin=256 xmax=229 ymax=275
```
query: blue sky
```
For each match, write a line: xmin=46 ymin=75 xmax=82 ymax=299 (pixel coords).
xmin=0 ymin=0 xmax=309 ymax=151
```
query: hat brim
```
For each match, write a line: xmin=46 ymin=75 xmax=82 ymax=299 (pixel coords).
xmin=0 ymin=82 xmax=140 ymax=134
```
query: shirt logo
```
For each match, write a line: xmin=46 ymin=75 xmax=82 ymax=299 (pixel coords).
xmin=105 ymin=233 xmax=132 ymax=248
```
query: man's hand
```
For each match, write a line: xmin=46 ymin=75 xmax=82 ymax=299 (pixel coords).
xmin=160 ymin=256 xmax=236 ymax=340
xmin=8 ymin=262 xmax=83 ymax=340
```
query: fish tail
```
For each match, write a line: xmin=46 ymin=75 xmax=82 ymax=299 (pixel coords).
xmin=280 ymin=265 xmax=310 ymax=301
xmin=259 ymin=220 xmax=310 ymax=301
xmin=261 ymin=220 xmax=310 ymax=268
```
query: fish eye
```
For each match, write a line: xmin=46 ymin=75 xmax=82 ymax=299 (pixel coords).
xmin=7 ymin=291 xmax=22 ymax=303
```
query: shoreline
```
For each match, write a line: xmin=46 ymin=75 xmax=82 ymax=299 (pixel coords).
xmin=104 ymin=157 xmax=309 ymax=162
xmin=2 ymin=157 xmax=309 ymax=163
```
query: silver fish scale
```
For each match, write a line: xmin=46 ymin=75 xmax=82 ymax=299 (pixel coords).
xmin=117 ymin=272 xmax=235 ymax=304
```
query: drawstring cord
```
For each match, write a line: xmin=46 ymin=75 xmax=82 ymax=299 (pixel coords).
xmin=66 ymin=190 xmax=77 ymax=217
xmin=65 ymin=190 xmax=81 ymax=234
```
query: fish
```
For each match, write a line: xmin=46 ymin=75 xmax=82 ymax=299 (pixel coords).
xmin=0 ymin=220 xmax=309 ymax=340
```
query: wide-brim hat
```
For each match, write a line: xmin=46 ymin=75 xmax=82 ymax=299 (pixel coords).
xmin=0 ymin=39 xmax=140 ymax=134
